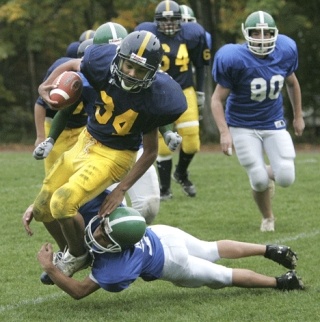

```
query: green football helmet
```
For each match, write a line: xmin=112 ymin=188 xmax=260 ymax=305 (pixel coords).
xmin=85 ymin=207 xmax=146 ymax=253
xmin=93 ymin=22 xmax=128 ymax=46
xmin=180 ymin=5 xmax=197 ymax=23
xmin=241 ymin=11 xmax=278 ymax=55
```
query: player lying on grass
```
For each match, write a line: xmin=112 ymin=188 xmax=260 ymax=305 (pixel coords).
xmin=23 ymin=194 xmax=304 ymax=299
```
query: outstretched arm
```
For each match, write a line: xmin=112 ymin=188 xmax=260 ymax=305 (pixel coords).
xmin=37 ymin=243 xmax=100 ymax=299
xmin=34 ymin=102 xmax=46 ymax=146
xmin=98 ymin=128 xmax=158 ymax=216
xmin=22 ymin=204 xmax=34 ymax=236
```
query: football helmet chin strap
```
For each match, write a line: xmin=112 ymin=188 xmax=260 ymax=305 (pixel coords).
xmin=85 ymin=216 xmax=121 ymax=254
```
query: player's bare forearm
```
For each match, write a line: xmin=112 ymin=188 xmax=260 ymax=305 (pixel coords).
xmin=285 ymin=73 xmax=305 ymax=136
xmin=37 ymin=243 xmax=99 ymax=299
xmin=99 ymin=129 xmax=158 ymax=216
xmin=22 ymin=204 xmax=34 ymax=236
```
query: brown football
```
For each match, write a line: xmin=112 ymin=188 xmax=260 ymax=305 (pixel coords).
xmin=49 ymin=71 xmax=83 ymax=110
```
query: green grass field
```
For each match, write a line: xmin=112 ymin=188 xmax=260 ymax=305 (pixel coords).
xmin=1 ymin=147 xmax=320 ymax=321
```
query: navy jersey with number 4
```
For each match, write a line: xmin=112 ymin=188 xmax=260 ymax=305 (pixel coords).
xmin=80 ymin=44 xmax=187 ymax=150
xmin=213 ymin=34 xmax=298 ymax=130
xmin=135 ymin=22 xmax=210 ymax=90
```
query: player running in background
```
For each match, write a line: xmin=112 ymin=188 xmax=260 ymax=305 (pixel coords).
xmin=180 ymin=4 xmax=212 ymax=51
xmin=211 ymin=11 xmax=305 ymax=232
xmin=135 ymin=0 xmax=211 ymax=200
xmin=179 ymin=4 xmax=212 ymax=122
xmin=32 ymin=30 xmax=187 ymax=278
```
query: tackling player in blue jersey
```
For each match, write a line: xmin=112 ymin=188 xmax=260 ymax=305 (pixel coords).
xmin=30 ymin=195 xmax=304 ymax=298
xmin=135 ymin=0 xmax=211 ymax=200
xmin=211 ymin=11 xmax=305 ymax=232
xmin=32 ymin=30 xmax=187 ymax=278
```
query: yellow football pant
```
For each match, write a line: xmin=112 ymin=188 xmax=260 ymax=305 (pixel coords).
xmin=33 ymin=128 xmax=136 ymax=222
xmin=44 ymin=119 xmax=84 ymax=175
xmin=158 ymin=86 xmax=200 ymax=156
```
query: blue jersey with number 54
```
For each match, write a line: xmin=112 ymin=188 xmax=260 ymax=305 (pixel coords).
xmin=213 ymin=34 xmax=298 ymax=130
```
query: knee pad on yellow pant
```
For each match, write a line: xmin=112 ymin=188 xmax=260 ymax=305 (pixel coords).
xmin=178 ymin=127 xmax=200 ymax=154
xmin=33 ymin=189 xmax=55 ymax=223
xmin=50 ymin=186 xmax=80 ymax=220
xmin=158 ymin=134 xmax=172 ymax=157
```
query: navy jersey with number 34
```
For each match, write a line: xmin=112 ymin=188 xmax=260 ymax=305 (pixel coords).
xmin=80 ymin=44 xmax=187 ymax=150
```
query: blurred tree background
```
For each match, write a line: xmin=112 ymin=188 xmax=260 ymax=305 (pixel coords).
xmin=0 ymin=0 xmax=319 ymax=144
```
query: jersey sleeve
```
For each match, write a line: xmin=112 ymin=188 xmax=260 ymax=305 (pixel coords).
xmin=212 ymin=44 xmax=239 ymax=89
xmin=142 ymin=72 xmax=187 ymax=133
xmin=277 ymin=35 xmax=299 ymax=76
xmin=183 ymin=23 xmax=211 ymax=67
xmin=134 ymin=22 xmax=157 ymax=34
xmin=81 ymin=44 xmax=117 ymax=91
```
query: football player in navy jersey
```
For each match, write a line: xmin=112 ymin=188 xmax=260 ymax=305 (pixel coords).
xmin=135 ymin=0 xmax=211 ymax=200
xmin=33 ymin=42 xmax=87 ymax=176
xmin=211 ymin=11 xmax=305 ymax=232
xmin=32 ymin=198 xmax=303 ymax=298
xmin=180 ymin=4 xmax=212 ymax=51
xmin=32 ymin=30 xmax=187 ymax=278
xmin=33 ymin=22 xmax=181 ymax=225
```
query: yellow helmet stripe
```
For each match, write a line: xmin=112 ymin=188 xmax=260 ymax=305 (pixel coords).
xmin=165 ymin=0 xmax=170 ymax=11
xmin=137 ymin=32 xmax=152 ymax=57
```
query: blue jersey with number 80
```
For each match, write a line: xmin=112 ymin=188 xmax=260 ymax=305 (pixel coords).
xmin=213 ymin=34 xmax=298 ymax=130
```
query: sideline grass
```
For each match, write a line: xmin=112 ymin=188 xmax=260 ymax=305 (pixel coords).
xmin=0 ymin=148 xmax=319 ymax=321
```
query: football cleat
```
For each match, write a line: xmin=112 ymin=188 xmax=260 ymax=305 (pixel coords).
xmin=172 ymin=171 xmax=196 ymax=197
xmin=55 ymin=249 xmax=92 ymax=277
xmin=276 ymin=270 xmax=304 ymax=291
xmin=40 ymin=272 xmax=54 ymax=285
xmin=265 ymin=245 xmax=297 ymax=269
xmin=160 ymin=189 xmax=173 ymax=201
xmin=260 ymin=217 xmax=275 ymax=232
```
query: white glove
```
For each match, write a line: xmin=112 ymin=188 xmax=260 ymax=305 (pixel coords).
xmin=163 ymin=131 xmax=182 ymax=152
xmin=33 ymin=137 xmax=55 ymax=160
xmin=196 ymin=91 xmax=205 ymax=111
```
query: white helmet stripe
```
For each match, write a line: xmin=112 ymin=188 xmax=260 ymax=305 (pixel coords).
xmin=109 ymin=216 xmax=146 ymax=228
xmin=258 ymin=11 xmax=264 ymax=23
xmin=181 ymin=6 xmax=188 ymax=15
xmin=107 ymin=22 xmax=118 ymax=39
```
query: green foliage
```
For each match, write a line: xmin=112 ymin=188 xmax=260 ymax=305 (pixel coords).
xmin=0 ymin=0 xmax=320 ymax=142
xmin=0 ymin=149 xmax=320 ymax=321
xmin=0 ymin=105 xmax=35 ymax=143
